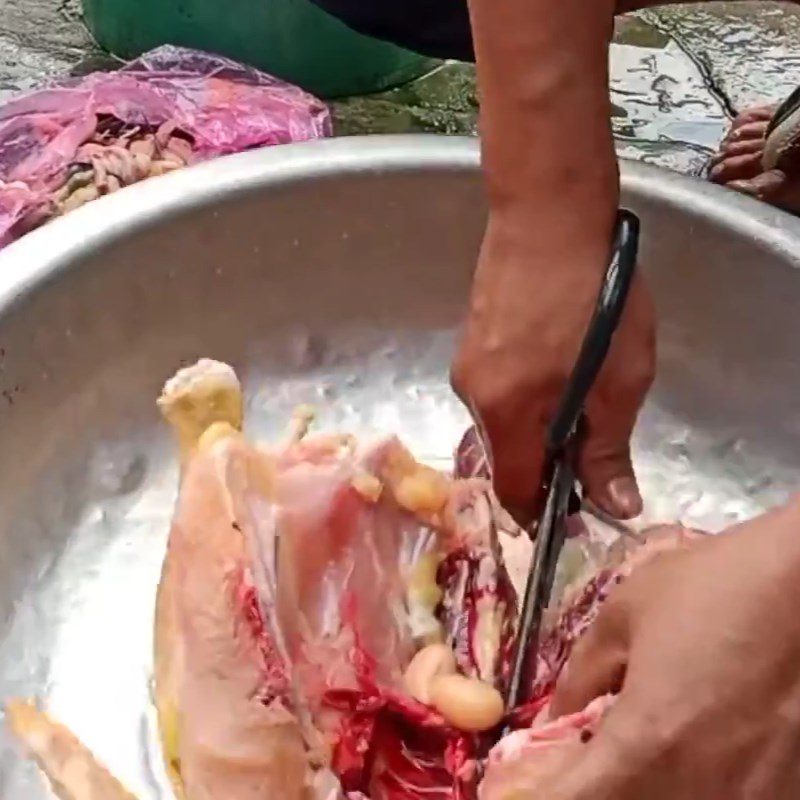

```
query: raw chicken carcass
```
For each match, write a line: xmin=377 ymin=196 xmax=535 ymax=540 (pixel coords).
xmin=154 ymin=361 xmax=520 ymax=800
xmin=5 ymin=360 xmax=704 ymax=800
xmin=154 ymin=364 xmax=699 ymax=800
xmin=3 ymin=361 xmax=518 ymax=800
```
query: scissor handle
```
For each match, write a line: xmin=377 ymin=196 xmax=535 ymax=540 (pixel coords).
xmin=546 ymin=209 xmax=640 ymax=454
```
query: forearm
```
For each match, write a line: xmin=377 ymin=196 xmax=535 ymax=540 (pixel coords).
xmin=467 ymin=0 xmax=619 ymax=270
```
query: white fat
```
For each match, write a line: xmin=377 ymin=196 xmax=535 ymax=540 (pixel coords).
xmin=308 ymin=767 xmax=345 ymax=800
xmin=487 ymin=727 xmax=532 ymax=764
xmin=407 ymin=599 xmax=442 ymax=641
xmin=474 ymin=595 xmax=502 ymax=683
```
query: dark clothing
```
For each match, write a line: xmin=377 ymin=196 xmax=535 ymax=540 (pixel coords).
xmin=309 ymin=0 xmax=475 ymax=62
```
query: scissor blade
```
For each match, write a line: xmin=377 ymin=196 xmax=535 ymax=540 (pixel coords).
xmin=505 ymin=458 xmax=572 ymax=712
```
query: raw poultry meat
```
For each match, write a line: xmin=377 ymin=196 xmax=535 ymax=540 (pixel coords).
xmin=152 ymin=361 xmax=519 ymax=800
xmin=5 ymin=700 xmax=138 ymax=800
xmin=0 ymin=46 xmax=330 ymax=247
xmin=152 ymin=361 xmax=701 ymax=800
xmin=4 ymin=360 xmax=703 ymax=800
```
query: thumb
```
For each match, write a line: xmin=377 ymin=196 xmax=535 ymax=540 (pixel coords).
xmin=578 ymin=420 xmax=642 ymax=520
xmin=549 ymin=596 xmax=629 ymax=719
xmin=578 ymin=276 xmax=653 ymax=520
xmin=451 ymin=355 xmax=547 ymax=524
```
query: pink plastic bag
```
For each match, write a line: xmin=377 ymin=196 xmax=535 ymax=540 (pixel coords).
xmin=0 ymin=45 xmax=331 ymax=247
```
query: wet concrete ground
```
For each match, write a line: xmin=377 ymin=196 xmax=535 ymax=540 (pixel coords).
xmin=331 ymin=2 xmax=800 ymax=175
xmin=1 ymin=0 xmax=800 ymax=175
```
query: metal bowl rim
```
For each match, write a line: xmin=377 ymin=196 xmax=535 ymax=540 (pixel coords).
xmin=2 ymin=134 xmax=800 ymax=320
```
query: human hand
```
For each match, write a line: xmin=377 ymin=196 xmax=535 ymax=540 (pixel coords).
xmin=708 ymin=105 xmax=775 ymax=187
xmin=451 ymin=210 xmax=655 ymax=522
xmin=709 ymin=103 xmax=800 ymax=213
xmin=535 ymin=500 xmax=800 ymax=799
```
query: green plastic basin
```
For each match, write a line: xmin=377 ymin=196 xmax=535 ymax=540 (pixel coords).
xmin=82 ymin=0 xmax=437 ymax=98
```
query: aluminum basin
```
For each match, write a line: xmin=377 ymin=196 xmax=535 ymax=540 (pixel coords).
xmin=1 ymin=136 xmax=800 ymax=798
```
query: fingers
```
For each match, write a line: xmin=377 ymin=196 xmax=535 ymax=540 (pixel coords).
xmin=452 ymin=333 xmax=552 ymax=524
xmin=489 ymin=420 xmax=546 ymax=523
xmin=578 ymin=420 xmax=641 ymax=519
xmin=714 ymin=116 xmax=770 ymax=164
xmin=712 ymin=133 xmax=767 ymax=161
xmin=579 ymin=278 xmax=655 ymax=519
xmin=460 ymin=381 xmax=548 ymax=523
xmin=708 ymin=116 xmax=770 ymax=185
xmin=711 ymin=134 xmax=765 ymax=163
xmin=708 ymin=102 xmax=800 ymax=213
xmin=708 ymin=152 xmax=764 ymax=185
xmin=728 ymin=168 xmax=787 ymax=200
xmin=730 ymin=105 xmax=776 ymax=128
xmin=549 ymin=597 xmax=629 ymax=718
xmin=723 ymin=118 xmax=770 ymax=145
xmin=716 ymin=120 xmax=769 ymax=156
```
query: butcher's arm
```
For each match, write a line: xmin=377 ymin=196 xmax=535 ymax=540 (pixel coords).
xmin=467 ymin=0 xmax=618 ymax=271
xmin=453 ymin=0 xmax=655 ymax=519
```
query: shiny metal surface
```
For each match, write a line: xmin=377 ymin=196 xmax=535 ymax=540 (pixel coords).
xmin=1 ymin=135 xmax=800 ymax=798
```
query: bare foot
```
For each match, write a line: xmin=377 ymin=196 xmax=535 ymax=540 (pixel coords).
xmin=709 ymin=94 xmax=800 ymax=214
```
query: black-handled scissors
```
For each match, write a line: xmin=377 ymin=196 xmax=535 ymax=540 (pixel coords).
xmin=503 ymin=208 xmax=641 ymax=715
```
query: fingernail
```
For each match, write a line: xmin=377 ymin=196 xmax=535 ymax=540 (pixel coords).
xmin=606 ymin=477 xmax=642 ymax=519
